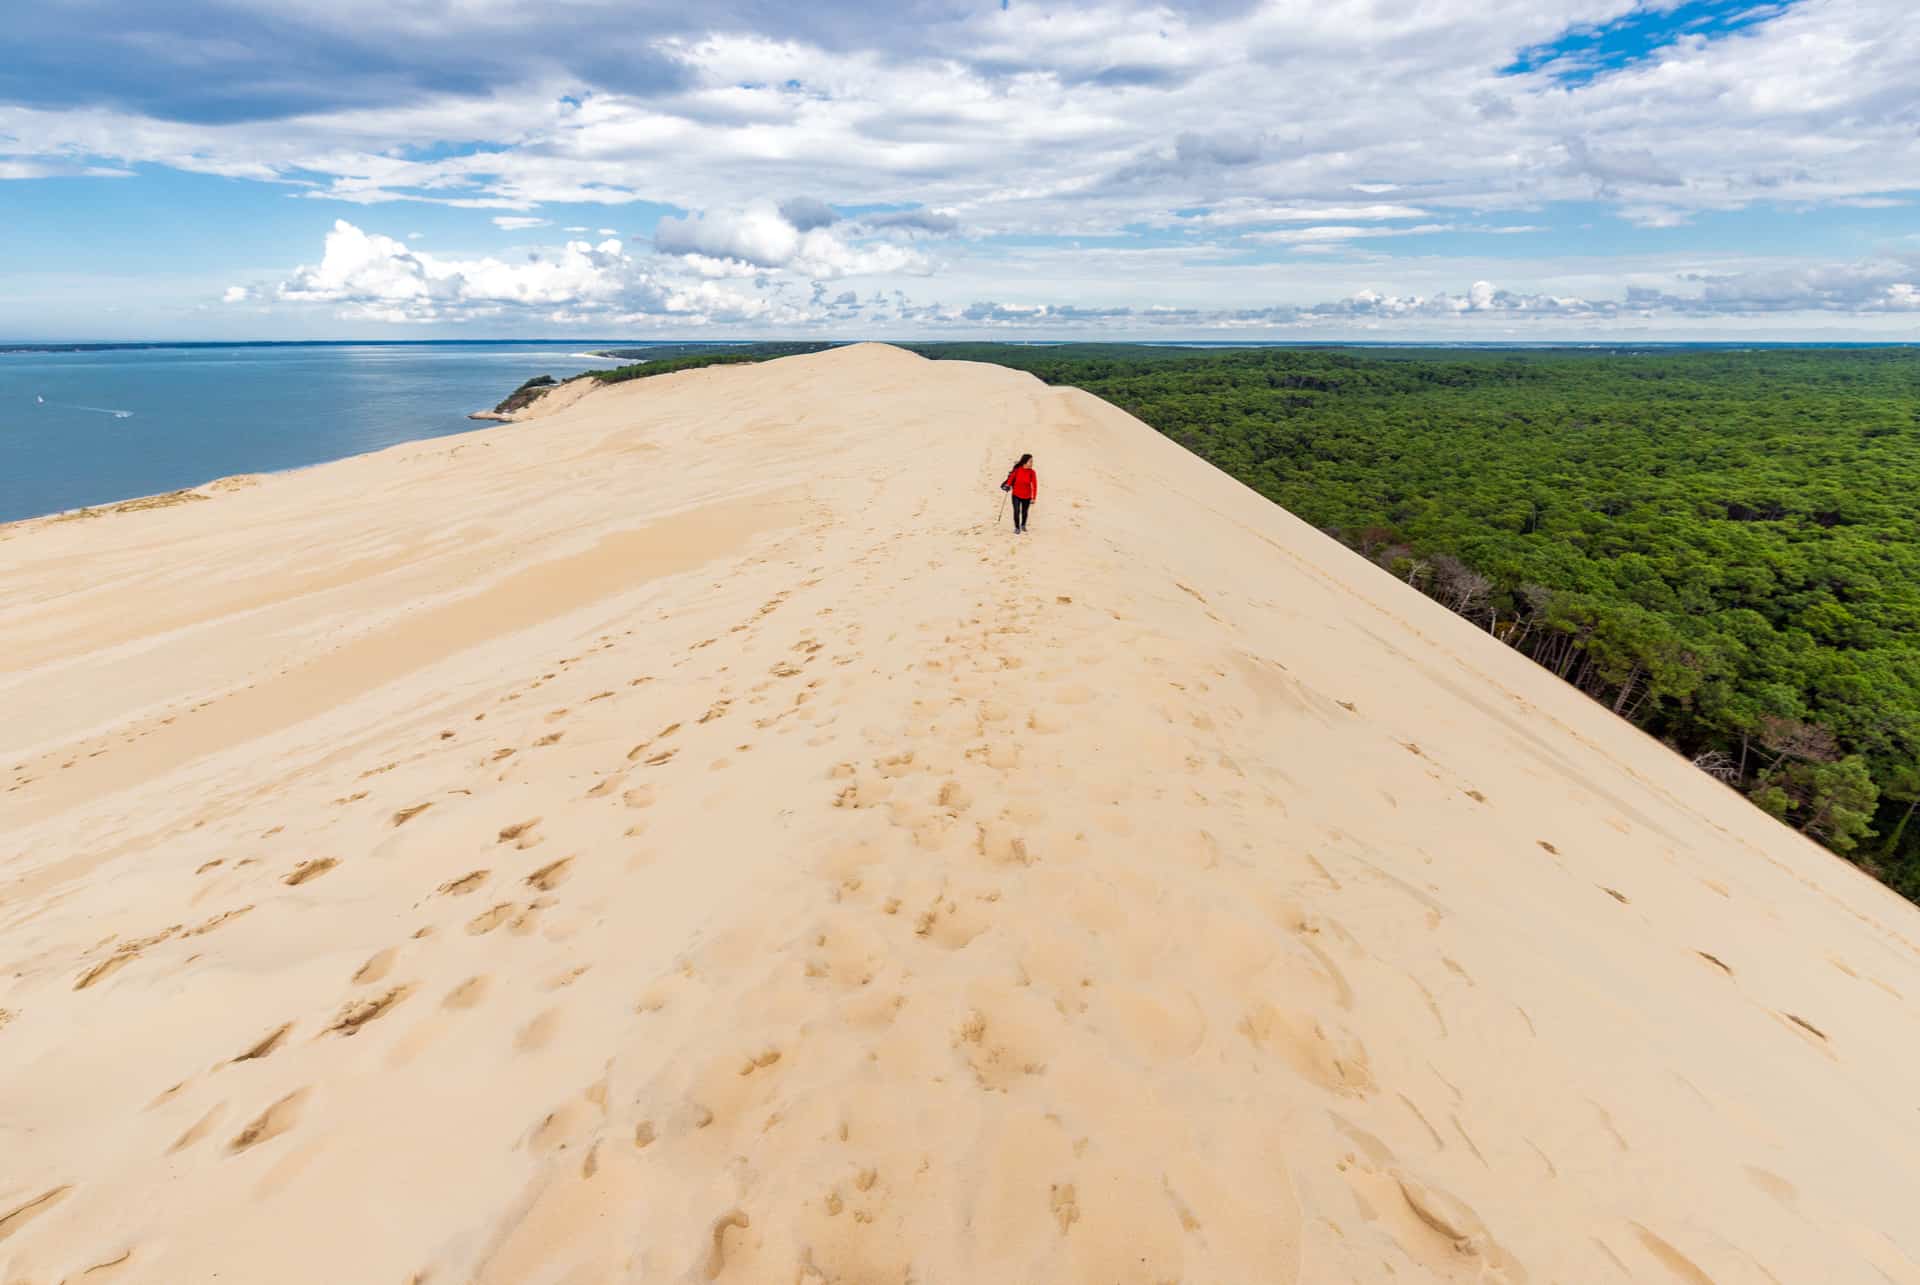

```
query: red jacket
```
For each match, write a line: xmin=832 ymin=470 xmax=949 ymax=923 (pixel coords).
xmin=1004 ymin=466 xmax=1037 ymax=500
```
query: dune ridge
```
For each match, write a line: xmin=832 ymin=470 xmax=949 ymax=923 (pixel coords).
xmin=2 ymin=343 xmax=1918 ymax=1283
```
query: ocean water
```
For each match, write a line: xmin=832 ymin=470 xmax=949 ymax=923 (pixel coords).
xmin=0 ymin=343 xmax=618 ymax=523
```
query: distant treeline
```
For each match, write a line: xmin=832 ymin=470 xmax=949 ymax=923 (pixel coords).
xmin=906 ymin=342 xmax=1920 ymax=902
xmin=488 ymin=342 xmax=840 ymax=413
xmin=587 ymin=342 xmax=840 ymax=383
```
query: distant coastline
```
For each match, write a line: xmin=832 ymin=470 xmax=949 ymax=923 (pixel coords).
xmin=0 ymin=341 xmax=618 ymax=523
xmin=470 ymin=342 xmax=842 ymax=419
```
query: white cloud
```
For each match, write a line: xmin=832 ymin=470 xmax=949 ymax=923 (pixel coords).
xmin=778 ymin=196 xmax=839 ymax=231
xmin=900 ymin=253 xmax=1920 ymax=333
xmin=492 ymin=215 xmax=549 ymax=230
xmin=1617 ymin=204 xmax=1694 ymax=228
xmin=1246 ymin=224 xmax=1453 ymax=245
xmin=653 ymin=204 xmax=803 ymax=268
xmin=271 ymin=218 xmax=791 ymax=325
xmin=1183 ymin=203 xmax=1433 ymax=227
xmin=0 ymin=158 xmax=134 ymax=179
xmin=653 ymin=202 xmax=935 ymax=278
xmin=221 ymin=285 xmax=251 ymax=303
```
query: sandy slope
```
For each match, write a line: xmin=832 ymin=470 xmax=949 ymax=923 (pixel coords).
xmin=3 ymin=343 xmax=1919 ymax=1283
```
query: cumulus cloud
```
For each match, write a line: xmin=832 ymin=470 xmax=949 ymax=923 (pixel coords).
xmin=778 ymin=197 xmax=839 ymax=231
xmin=1656 ymin=258 xmax=1920 ymax=313
xmin=244 ymin=212 xmax=1920 ymax=337
xmin=654 ymin=202 xmax=935 ymax=278
xmin=492 ymin=215 xmax=549 ymax=231
xmin=1306 ymin=281 xmax=1608 ymax=318
xmin=961 ymin=300 xmax=1136 ymax=323
xmin=655 ymin=205 xmax=799 ymax=266
xmin=271 ymin=218 xmax=784 ymax=324
xmin=897 ymin=258 xmax=1920 ymax=334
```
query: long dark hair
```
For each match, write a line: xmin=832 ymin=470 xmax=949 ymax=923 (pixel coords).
xmin=1012 ymin=453 xmax=1032 ymax=470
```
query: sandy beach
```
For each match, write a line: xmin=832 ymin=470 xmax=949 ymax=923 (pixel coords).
xmin=3 ymin=343 xmax=1919 ymax=1282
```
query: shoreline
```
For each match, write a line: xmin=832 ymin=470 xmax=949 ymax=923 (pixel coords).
xmin=4 ymin=357 xmax=723 ymax=530
xmin=3 ymin=372 xmax=605 ymax=531
xmin=0 ymin=473 xmax=271 ymax=534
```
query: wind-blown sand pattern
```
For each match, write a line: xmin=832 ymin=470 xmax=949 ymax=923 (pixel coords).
xmin=3 ymin=344 xmax=1919 ymax=1282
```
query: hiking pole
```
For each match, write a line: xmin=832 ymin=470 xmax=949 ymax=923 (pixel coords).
xmin=997 ymin=490 xmax=1008 ymax=525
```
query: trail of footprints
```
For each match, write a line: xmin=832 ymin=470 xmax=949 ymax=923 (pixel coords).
xmin=15 ymin=518 xmax=1859 ymax=1282
xmin=453 ymin=547 xmax=1501 ymax=1280
xmin=18 ymin=553 xmax=869 ymax=1275
xmin=481 ymin=530 xmax=1798 ymax=1282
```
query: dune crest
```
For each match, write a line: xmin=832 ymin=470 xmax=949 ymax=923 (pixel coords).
xmin=2 ymin=343 xmax=1918 ymax=1282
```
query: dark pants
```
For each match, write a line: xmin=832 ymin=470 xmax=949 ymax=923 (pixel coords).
xmin=1011 ymin=497 xmax=1031 ymax=531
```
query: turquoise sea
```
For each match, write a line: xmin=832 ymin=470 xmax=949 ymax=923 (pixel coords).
xmin=0 ymin=342 xmax=621 ymax=523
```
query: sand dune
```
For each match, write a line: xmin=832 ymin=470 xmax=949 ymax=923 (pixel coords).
xmin=3 ymin=343 xmax=1919 ymax=1283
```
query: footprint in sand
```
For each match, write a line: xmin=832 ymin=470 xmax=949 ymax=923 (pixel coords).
xmin=515 ymin=1008 xmax=562 ymax=1053
xmin=186 ymin=905 xmax=253 ymax=937
xmin=73 ymin=926 xmax=181 ymax=991
xmin=74 ymin=954 xmax=138 ymax=991
xmin=466 ymin=903 xmax=516 ymax=935
xmin=1239 ymin=1005 xmax=1375 ymax=1097
xmin=525 ymin=857 xmax=574 ymax=891
xmin=283 ymin=858 xmax=338 ymax=886
xmin=443 ymin=976 xmax=492 ymax=1010
xmin=439 ymin=870 xmax=490 ymax=896
xmin=325 ymin=986 xmax=412 ymax=1036
xmin=353 ymin=948 xmax=398 ymax=984
xmin=0 ymin=1185 xmax=75 ymax=1240
xmin=1631 ymin=1222 xmax=1718 ymax=1285
xmin=497 ymin=818 xmax=542 ymax=847
xmin=228 ymin=1088 xmax=310 ymax=1153
xmin=391 ymin=803 xmax=433 ymax=827
xmin=231 ymin=1022 xmax=293 ymax=1063
xmin=168 ymin=1104 xmax=227 ymax=1154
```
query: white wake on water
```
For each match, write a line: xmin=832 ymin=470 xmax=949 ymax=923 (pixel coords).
xmin=36 ymin=396 xmax=133 ymax=419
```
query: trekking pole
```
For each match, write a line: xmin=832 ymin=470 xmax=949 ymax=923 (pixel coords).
xmin=997 ymin=490 xmax=1008 ymax=525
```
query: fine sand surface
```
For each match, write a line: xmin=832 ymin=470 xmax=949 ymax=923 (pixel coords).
xmin=3 ymin=343 xmax=1919 ymax=1283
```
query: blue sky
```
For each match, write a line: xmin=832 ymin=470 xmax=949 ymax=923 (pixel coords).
xmin=1 ymin=0 xmax=1917 ymax=339
xmin=1503 ymin=0 xmax=1800 ymax=84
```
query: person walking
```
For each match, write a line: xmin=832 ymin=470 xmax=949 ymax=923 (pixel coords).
xmin=1001 ymin=453 xmax=1038 ymax=534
